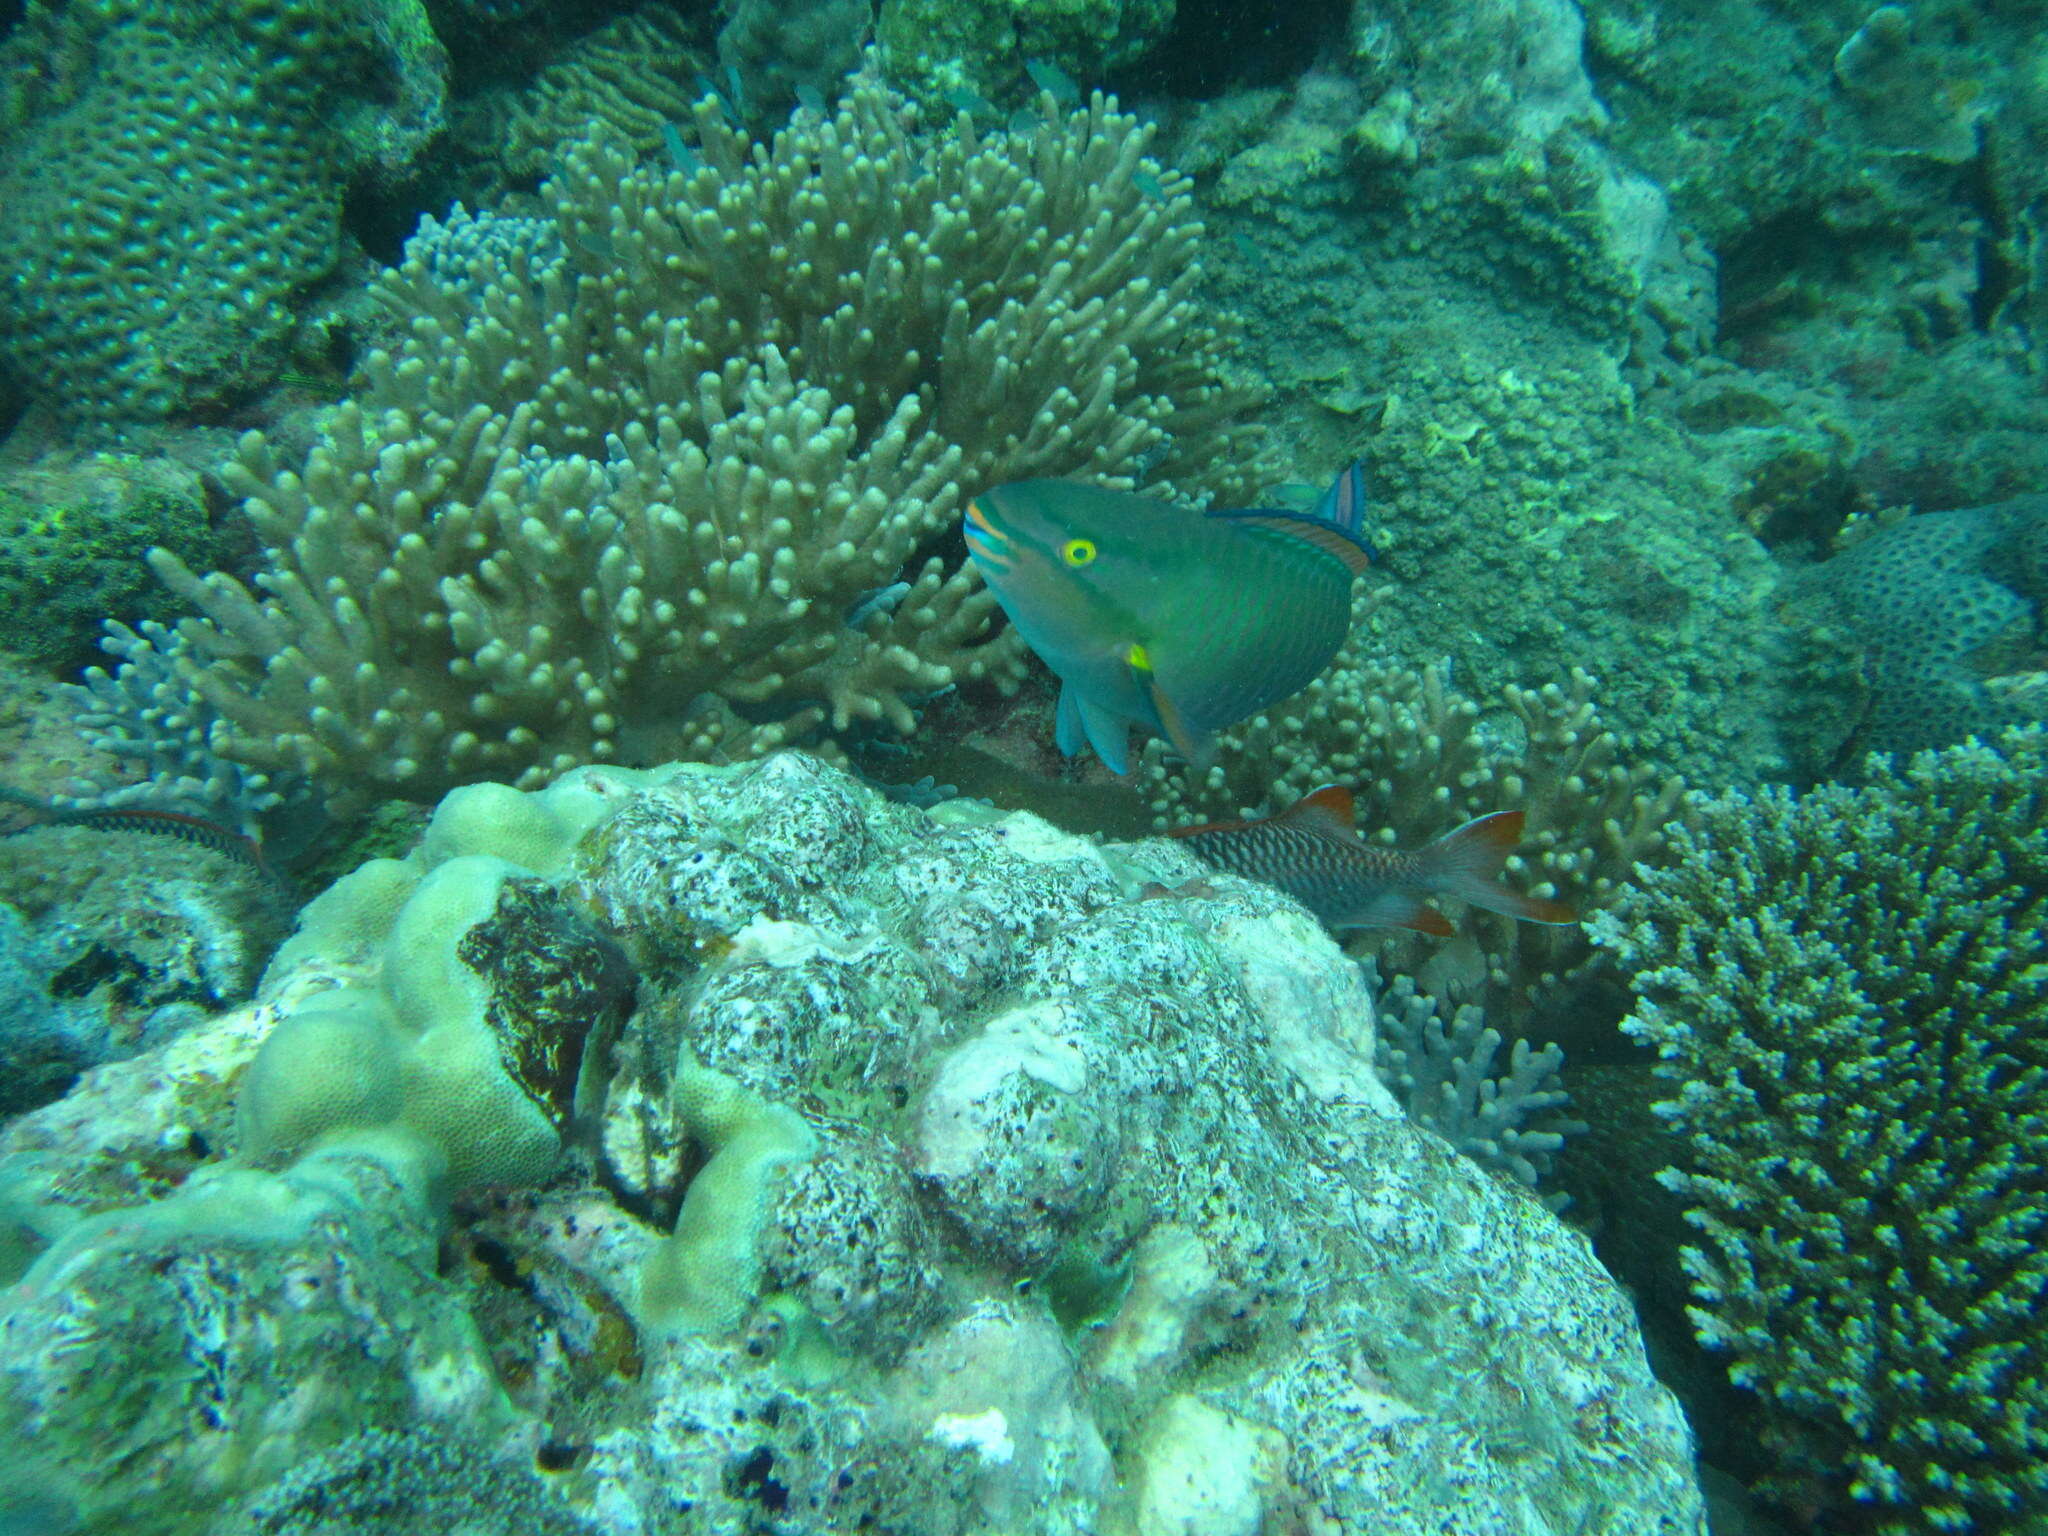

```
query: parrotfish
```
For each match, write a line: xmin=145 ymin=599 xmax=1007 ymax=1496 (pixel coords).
xmin=1167 ymin=785 xmax=1577 ymax=935
xmin=963 ymin=464 xmax=1376 ymax=773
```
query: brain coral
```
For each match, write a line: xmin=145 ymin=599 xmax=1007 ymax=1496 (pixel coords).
xmin=0 ymin=0 xmax=445 ymax=434
xmin=1592 ymin=725 xmax=2048 ymax=1533
xmin=0 ymin=751 xmax=1707 ymax=1534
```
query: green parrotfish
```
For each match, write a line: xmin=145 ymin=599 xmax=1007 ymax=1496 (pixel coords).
xmin=1168 ymin=785 xmax=1578 ymax=935
xmin=963 ymin=465 xmax=1375 ymax=773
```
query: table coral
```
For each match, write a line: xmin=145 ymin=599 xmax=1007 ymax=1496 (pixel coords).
xmin=1591 ymin=725 xmax=2048 ymax=1533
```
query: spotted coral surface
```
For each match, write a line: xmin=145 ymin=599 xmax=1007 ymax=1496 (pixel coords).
xmin=0 ymin=750 xmax=1703 ymax=1534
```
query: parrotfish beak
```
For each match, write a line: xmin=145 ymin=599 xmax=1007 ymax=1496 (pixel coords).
xmin=962 ymin=499 xmax=1012 ymax=573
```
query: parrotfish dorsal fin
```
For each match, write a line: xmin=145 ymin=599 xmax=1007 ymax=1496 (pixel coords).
xmin=1270 ymin=783 xmax=1362 ymax=843
xmin=1207 ymin=460 xmax=1377 ymax=575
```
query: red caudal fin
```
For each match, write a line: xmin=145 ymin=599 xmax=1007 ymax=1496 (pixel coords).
xmin=1417 ymin=810 xmax=1578 ymax=926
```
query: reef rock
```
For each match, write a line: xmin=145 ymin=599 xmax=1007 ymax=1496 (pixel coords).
xmin=0 ymin=751 xmax=1706 ymax=1535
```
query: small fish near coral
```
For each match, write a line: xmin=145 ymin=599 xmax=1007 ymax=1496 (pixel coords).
xmin=1168 ymin=785 xmax=1578 ymax=936
xmin=963 ymin=464 xmax=1377 ymax=774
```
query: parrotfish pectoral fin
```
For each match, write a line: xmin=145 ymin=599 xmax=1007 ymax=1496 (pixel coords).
xmin=1125 ymin=640 xmax=1211 ymax=769
xmin=1417 ymin=810 xmax=1579 ymax=926
xmin=1055 ymin=683 xmax=1088 ymax=758
xmin=1056 ymin=682 xmax=1136 ymax=774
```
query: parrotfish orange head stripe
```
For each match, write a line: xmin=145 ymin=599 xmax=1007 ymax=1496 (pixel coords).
xmin=1166 ymin=785 xmax=1578 ymax=935
xmin=962 ymin=463 xmax=1376 ymax=774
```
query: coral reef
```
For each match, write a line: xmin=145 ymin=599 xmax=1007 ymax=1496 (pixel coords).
xmin=1153 ymin=45 xmax=1811 ymax=789
xmin=1144 ymin=653 xmax=1684 ymax=1021
xmin=0 ymin=0 xmax=447 ymax=435
xmin=718 ymin=0 xmax=870 ymax=123
xmin=137 ymin=73 xmax=1266 ymax=803
xmin=1583 ymin=0 xmax=2048 ymax=509
xmin=1785 ymin=495 xmax=2048 ymax=761
xmin=878 ymin=0 xmax=1173 ymax=109
xmin=488 ymin=6 xmax=705 ymax=184
xmin=0 ymin=751 xmax=1706 ymax=1533
xmin=0 ymin=454 xmax=220 ymax=674
xmin=1590 ymin=726 xmax=2048 ymax=1533
xmin=0 ymin=823 xmax=289 ymax=1115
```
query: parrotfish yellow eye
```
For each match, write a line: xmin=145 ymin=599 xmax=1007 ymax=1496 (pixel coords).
xmin=1061 ymin=538 xmax=1097 ymax=567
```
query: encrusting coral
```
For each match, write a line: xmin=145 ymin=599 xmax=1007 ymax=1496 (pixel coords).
xmin=1591 ymin=725 xmax=2048 ymax=1534
xmin=135 ymin=69 xmax=1266 ymax=803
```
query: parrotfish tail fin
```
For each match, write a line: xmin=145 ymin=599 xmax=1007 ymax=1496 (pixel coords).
xmin=1417 ymin=810 xmax=1579 ymax=926
xmin=1312 ymin=460 xmax=1378 ymax=562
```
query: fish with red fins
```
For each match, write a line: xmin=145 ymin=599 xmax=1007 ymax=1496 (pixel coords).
xmin=1167 ymin=784 xmax=1577 ymax=935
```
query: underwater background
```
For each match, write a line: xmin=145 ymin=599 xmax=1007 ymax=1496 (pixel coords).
xmin=0 ymin=0 xmax=2044 ymax=1532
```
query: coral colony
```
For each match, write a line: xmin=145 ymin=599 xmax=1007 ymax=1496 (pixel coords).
xmin=1 ymin=3 xmax=2046 ymax=1534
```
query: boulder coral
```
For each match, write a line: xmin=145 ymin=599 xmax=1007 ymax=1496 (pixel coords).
xmin=0 ymin=751 xmax=1705 ymax=1534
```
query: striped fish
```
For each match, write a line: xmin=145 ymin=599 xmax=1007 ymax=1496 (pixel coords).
xmin=963 ymin=463 xmax=1376 ymax=774
xmin=1167 ymin=784 xmax=1577 ymax=935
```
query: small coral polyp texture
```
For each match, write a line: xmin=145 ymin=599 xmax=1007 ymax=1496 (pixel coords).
xmin=1594 ymin=725 xmax=2048 ymax=1534
xmin=0 ymin=0 xmax=438 ymax=434
xmin=0 ymin=752 xmax=1706 ymax=1534
xmin=141 ymin=72 xmax=1266 ymax=802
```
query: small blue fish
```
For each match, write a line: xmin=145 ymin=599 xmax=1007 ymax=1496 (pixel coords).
xmin=1024 ymin=57 xmax=1081 ymax=106
xmin=963 ymin=463 xmax=1376 ymax=773
xmin=944 ymin=85 xmax=999 ymax=118
xmin=661 ymin=121 xmax=701 ymax=174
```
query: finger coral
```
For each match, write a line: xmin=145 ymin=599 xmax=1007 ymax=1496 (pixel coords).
xmin=141 ymin=72 xmax=1266 ymax=802
xmin=1591 ymin=726 xmax=2048 ymax=1533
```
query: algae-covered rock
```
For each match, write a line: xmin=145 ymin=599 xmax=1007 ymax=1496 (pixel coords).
xmin=0 ymin=751 xmax=1706 ymax=1534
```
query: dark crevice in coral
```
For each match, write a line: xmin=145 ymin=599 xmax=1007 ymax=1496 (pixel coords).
xmin=1110 ymin=0 xmax=1348 ymax=99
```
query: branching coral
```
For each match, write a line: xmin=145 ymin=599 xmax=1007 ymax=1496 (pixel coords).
xmin=1591 ymin=726 xmax=2048 ymax=1533
xmin=1365 ymin=959 xmax=1582 ymax=1201
xmin=1144 ymin=644 xmax=1684 ymax=1018
xmin=139 ymin=72 xmax=1264 ymax=802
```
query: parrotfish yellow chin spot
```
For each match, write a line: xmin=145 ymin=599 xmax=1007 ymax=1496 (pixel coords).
xmin=1126 ymin=642 xmax=1153 ymax=672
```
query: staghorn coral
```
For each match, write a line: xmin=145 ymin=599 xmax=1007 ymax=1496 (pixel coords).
xmin=59 ymin=620 xmax=311 ymax=840
xmin=141 ymin=73 xmax=1266 ymax=803
xmin=1590 ymin=726 xmax=2048 ymax=1534
xmin=1143 ymin=645 xmax=1685 ymax=1019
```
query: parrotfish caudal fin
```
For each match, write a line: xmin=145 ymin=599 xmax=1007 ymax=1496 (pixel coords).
xmin=1417 ymin=810 xmax=1579 ymax=925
